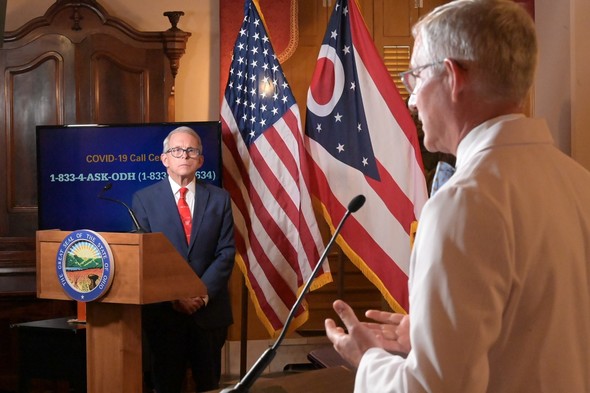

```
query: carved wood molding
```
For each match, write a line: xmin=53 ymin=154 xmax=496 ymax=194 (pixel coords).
xmin=3 ymin=0 xmax=191 ymax=80
xmin=162 ymin=11 xmax=190 ymax=79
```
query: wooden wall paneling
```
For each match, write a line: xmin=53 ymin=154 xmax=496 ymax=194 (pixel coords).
xmin=0 ymin=0 xmax=189 ymax=238
xmin=0 ymin=1 xmax=190 ymax=389
xmin=78 ymin=35 xmax=160 ymax=124
xmin=373 ymin=0 xmax=415 ymax=57
xmin=0 ymin=35 xmax=77 ymax=237
xmin=359 ymin=0 xmax=375 ymax=37
xmin=0 ymin=237 xmax=36 ymax=293
xmin=279 ymin=0 xmax=328 ymax=130
xmin=422 ymin=0 xmax=453 ymax=16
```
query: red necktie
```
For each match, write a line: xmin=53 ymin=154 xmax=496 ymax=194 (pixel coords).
xmin=177 ymin=187 xmax=192 ymax=244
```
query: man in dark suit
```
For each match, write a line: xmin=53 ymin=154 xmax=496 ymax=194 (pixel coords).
xmin=132 ymin=126 xmax=235 ymax=393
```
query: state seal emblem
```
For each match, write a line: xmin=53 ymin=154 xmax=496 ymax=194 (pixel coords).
xmin=56 ymin=229 xmax=115 ymax=302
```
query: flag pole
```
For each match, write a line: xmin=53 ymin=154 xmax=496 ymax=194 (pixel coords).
xmin=240 ymin=276 xmax=248 ymax=378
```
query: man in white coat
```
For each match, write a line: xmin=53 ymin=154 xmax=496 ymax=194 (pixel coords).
xmin=325 ymin=0 xmax=590 ymax=392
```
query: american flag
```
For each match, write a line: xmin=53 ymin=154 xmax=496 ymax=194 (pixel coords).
xmin=220 ymin=0 xmax=329 ymax=336
xmin=305 ymin=0 xmax=428 ymax=312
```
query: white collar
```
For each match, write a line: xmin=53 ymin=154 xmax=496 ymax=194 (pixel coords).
xmin=455 ymin=114 xmax=525 ymax=170
xmin=168 ymin=176 xmax=196 ymax=196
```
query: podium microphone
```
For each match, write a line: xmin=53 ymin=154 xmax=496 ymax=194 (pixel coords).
xmin=98 ymin=183 xmax=145 ymax=233
xmin=221 ymin=194 xmax=366 ymax=393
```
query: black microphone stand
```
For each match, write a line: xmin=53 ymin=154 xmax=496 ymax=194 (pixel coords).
xmin=98 ymin=183 xmax=145 ymax=233
xmin=221 ymin=195 xmax=366 ymax=393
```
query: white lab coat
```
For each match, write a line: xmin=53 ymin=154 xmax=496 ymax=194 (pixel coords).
xmin=355 ymin=115 xmax=590 ymax=392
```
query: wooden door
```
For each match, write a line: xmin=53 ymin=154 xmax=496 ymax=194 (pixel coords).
xmin=76 ymin=33 xmax=171 ymax=124
xmin=0 ymin=34 xmax=78 ymax=236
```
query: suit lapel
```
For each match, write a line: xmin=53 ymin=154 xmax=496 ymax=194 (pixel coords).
xmin=157 ymin=180 xmax=187 ymax=250
xmin=188 ymin=183 xmax=210 ymax=252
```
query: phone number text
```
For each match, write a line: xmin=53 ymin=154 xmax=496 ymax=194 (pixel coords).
xmin=48 ymin=170 xmax=216 ymax=183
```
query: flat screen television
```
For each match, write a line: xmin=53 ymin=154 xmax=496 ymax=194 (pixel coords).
xmin=37 ymin=121 xmax=222 ymax=232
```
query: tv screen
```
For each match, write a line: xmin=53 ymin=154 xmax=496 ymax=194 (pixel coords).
xmin=37 ymin=122 xmax=222 ymax=232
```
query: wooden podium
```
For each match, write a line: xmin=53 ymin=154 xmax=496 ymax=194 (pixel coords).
xmin=36 ymin=230 xmax=206 ymax=393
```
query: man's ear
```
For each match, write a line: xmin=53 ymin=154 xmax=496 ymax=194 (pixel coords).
xmin=161 ymin=153 xmax=169 ymax=169
xmin=444 ymin=58 xmax=466 ymax=102
xmin=196 ymin=155 xmax=205 ymax=170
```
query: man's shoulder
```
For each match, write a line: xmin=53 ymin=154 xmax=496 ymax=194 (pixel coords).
xmin=197 ymin=181 xmax=230 ymax=198
xmin=134 ymin=179 xmax=168 ymax=197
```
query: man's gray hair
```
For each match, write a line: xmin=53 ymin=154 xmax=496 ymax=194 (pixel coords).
xmin=413 ymin=0 xmax=537 ymax=105
xmin=162 ymin=126 xmax=201 ymax=153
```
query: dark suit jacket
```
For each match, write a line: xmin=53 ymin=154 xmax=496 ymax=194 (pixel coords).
xmin=132 ymin=179 xmax=235 ymax=328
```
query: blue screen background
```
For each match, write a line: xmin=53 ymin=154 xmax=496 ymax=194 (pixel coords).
xmin=37 ymin=122 xmax=222 ymax=232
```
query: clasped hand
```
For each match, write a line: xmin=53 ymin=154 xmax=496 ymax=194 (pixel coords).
xmin=172 ymin=296 xmax=206 ymax=314
xmin=325 ymin=299 xmax=411 ymax=368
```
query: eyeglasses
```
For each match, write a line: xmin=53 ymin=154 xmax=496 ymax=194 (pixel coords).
xmin=399 ymin=61 xmax=444 ymax=95
xmin=166 ymin=147 xmax=202 ymax=158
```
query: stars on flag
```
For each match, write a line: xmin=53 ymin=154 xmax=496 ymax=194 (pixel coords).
xmin=224 ymin=14 xmax=296 ymax=148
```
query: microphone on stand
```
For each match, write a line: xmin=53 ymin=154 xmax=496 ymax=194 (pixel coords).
xmin=221 ymin=194 xmax=366 ymax=393
xmin=97 ymin=183 xmax=145 ymax=233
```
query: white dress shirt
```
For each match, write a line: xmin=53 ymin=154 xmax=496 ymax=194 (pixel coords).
xmin=355 ymin=115 xmax=590 ymax=392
